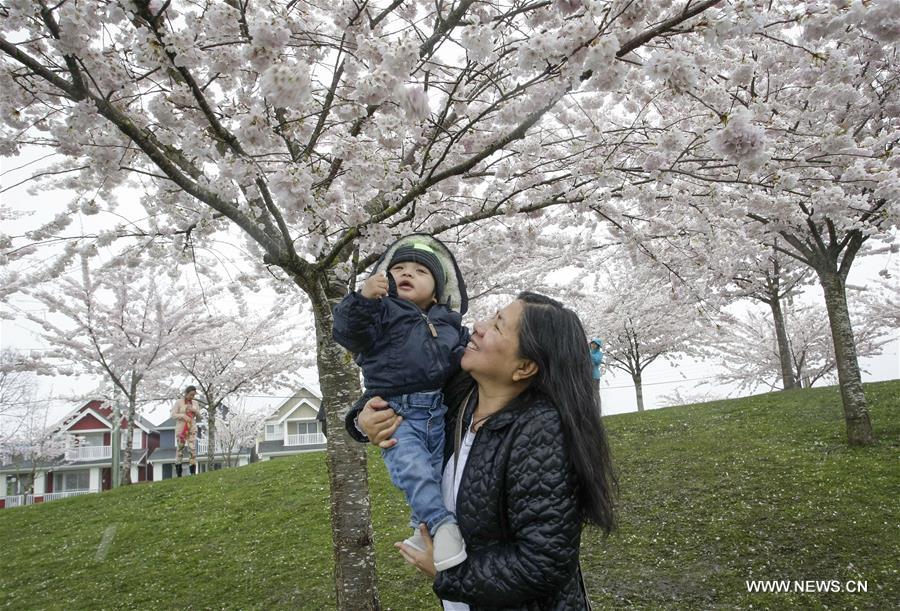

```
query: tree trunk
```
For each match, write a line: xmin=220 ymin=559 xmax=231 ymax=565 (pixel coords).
xmin=123 ymin=395 xmax=135 ymax=484
xmin=308 ymin=284 xmax=380 ymax=610
xmin=633 ymin=372 xmax=645 ymax=412
xmin=768 ymin=295 xmax=798 ymax=390
xmin=207 ymin=391 xmax=216 ymax=469
xmin=817 ymin=268 xmax=874 ymax=445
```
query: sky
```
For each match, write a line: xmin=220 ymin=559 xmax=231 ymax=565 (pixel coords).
xmin=1 ymin=147 xmax=898 ymax=430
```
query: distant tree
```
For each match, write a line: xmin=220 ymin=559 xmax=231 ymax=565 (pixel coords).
xmin=215 ymin=402 xmax=266 ymax=468
xmin=730 ymin=246 xmax=811 ymax=391
xmin=0 ymin=349 xmax=38 ymax=464
xmin=2 ymin=399 xmax=66 ymax=495
xmin=854 ymin=263 xmax=900 ymax=332
xmin=707 ymin=303 xmax=890 ymax=393
xmin=20 ymin=257 xmax=209 ymax=483
xmin=583 ymin=260 xmax=707 ymax=412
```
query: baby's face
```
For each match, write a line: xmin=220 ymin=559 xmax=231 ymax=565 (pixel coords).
xmin=389 ymin=261 xmax=436 ymax=310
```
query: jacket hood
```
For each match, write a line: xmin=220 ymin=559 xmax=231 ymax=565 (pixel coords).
xmin=590 ymin=338 xmax=603 ymax=347
xmin=371 ymin=234 xmax=468 ymax=314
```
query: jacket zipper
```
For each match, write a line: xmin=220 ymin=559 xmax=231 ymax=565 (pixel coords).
xmin=421 ymin=311 xmax=438 ymax=337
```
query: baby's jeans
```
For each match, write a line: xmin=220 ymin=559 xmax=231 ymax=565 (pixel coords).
xmin=381 ymin=391 xmax=455 ymax=534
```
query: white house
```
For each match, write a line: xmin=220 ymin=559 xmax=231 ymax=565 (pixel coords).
xmin=257 ymin=386 xmax=326 ymax=459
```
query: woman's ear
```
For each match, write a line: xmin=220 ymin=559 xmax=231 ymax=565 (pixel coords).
xmin=512 ymin=359 xmax=538 ymax=382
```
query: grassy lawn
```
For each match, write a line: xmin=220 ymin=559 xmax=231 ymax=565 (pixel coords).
xmin=1 ymin=380 xmax=897 ymax=609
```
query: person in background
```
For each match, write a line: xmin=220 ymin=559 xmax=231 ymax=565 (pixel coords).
xmin=589 ymin=338 xmax=604 ymax=405
xmin=171 ymin=385 xmax=200 ymax=477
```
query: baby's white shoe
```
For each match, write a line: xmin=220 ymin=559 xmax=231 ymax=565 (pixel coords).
xmin=403 ymin=528 xmax=426 ymax=552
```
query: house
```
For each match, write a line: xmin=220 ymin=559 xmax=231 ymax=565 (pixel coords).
xmin=0 ymin=400 xmax=158 ymax=508
xmin=147 ymin=416 xmax=253 ymax=480
xmin=257 ymin=386 xmax=327 ymax=460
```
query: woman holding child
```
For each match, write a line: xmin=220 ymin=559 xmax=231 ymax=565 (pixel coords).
xmin=342 ymin=236 xmax=616 ymax=610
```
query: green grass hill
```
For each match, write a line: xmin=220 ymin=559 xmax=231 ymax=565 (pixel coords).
xmin=2 ymin=380 xmax=897 ymax=610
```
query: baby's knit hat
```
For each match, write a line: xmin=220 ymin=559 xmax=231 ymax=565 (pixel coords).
xmin=388 ymin=243 xmax=446 ymax=301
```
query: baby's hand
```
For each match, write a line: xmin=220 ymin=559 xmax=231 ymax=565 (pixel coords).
xmin=360 ymin=273 xmax=389 ymax=300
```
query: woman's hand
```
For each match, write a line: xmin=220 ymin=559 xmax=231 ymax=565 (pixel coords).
xmin=358 ymin=396 xmax=402 ymax=448
xmin=395 ymin=523 xmax=436 ymax=578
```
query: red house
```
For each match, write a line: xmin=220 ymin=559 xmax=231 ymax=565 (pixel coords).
xmin=0 ymin=400 xmax=159 ymax=508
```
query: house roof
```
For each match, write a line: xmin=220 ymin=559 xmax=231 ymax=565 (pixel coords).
xmin=135 ymin=415 xmax=157 ymax=432
xmin=264 ymin=386 xmax=323 ymax=422
xmin=0 ymin=457 xmax=59 ymax=473
xmin=62 ymin=407 xmax=112 ymax=432
xmin=275 ymin=399 xmax=321 ymax=425
xmin=52 ymin=399 xmax=105 ymax=430
xmin=156 ymin=417 xmax=178 ymax=430
xmin=53 ymin=400 xmax=155 ymax=435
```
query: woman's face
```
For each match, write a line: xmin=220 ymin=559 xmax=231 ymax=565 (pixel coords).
xmin=462 ymin=299 xmax=524 ymax=382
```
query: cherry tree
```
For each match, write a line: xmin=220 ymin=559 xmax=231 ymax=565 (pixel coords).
xmin=13 ymin=256 xmax=209 ymax=482
xmin=706 ymin=302 xmax=889 ymax=393
xmin=728 ymin=246 xmax=811 ymax=390
xmin=784 ymin=305 xmax=889 ymax=389
xmin=176 ymin=302 xmax=308 ymax=466
xmin=1 ymin=0 xmax=749 ymax=604
xmin=215 ymin=401 xmax=266 ymax=467
xmin=600 ymin=230 xmax=812 ymax=391
xmin=578 ymin=258 xmax=707 ymax=412
xmin=658 ymin=386 xmax=722 ymax=408
xmin=1 ymin=399 xmax=66 ymax=496
xmin=571 ymin=1 xmax=899 ymax=444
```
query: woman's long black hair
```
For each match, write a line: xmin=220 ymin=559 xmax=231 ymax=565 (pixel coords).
xmin=516 ymin=291 xmax=617 ymax=534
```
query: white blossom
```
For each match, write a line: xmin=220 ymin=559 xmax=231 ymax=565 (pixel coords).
xmin=644 ymin=50 xmax=700 ymax=94
xmin=709 ymin=108 xmax=769 ymax=171
xmin=401 ymin=86 xmax=430 ymax=122
xmin=459 ymin=25 xmax=497 ymax=64
xmin=259 ymin=63 xmax=312 ymax=109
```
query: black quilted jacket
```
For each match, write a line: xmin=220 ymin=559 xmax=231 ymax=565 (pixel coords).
xmin=345 ymin=372 xmax=591 ymax=610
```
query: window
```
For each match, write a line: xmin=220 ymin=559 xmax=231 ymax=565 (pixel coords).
xmin=7 ymin=475 xmax=33 ymax=496
xmin=295 ymin=421 xmax=320 ymax=435
xmin=119 ymin=432 xmax=142 ymax=449
xmin=54 ymin=470 xmax=90 ymax=491
xmin=265 ymin=423 xmax=283 ymax=440
xmin=73 ymin=433 xmax=104 ymax=447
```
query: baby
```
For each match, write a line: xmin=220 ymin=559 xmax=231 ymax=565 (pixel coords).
xmin=333 ymin=234 xmax=469 ymax=571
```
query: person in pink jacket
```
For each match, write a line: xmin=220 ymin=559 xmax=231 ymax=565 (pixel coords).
xmin=171 ymin=386 xmax=201 ymax=477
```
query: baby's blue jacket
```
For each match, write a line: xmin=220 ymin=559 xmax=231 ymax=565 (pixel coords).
xmin=332 ymin=291 xmax=470 ymax=397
